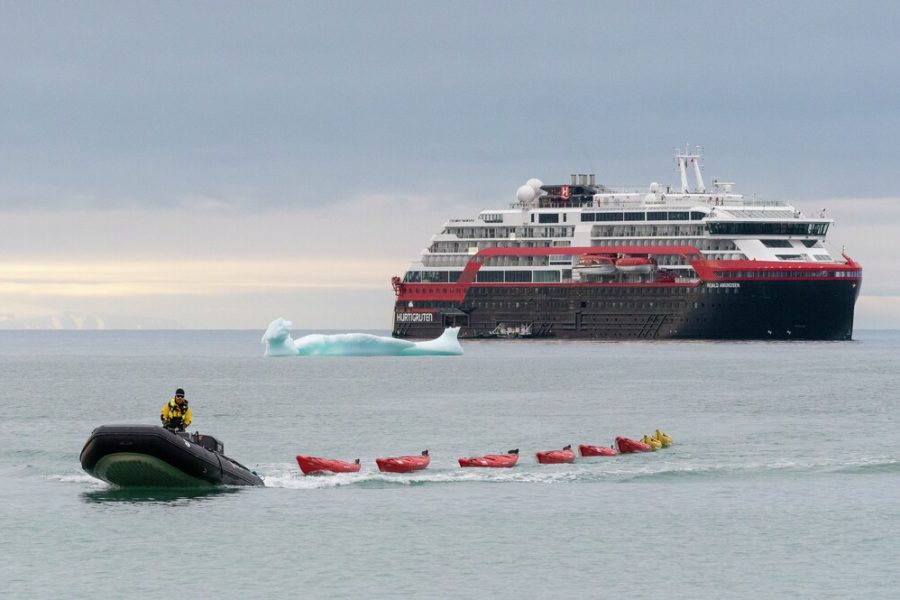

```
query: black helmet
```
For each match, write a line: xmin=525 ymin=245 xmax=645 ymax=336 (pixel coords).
xmin=175 ymin=388 xmax=185 ymax=398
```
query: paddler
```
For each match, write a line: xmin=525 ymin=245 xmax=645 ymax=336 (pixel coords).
xmin=160 ymin=388 xmax=192 ymax=431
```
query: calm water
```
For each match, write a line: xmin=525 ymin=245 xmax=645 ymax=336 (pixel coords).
xmin=2 ymin=330 xmax=899 ymax=598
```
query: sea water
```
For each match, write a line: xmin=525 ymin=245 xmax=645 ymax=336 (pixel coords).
xmin=1 ymin=330 xmax=899 ymax=598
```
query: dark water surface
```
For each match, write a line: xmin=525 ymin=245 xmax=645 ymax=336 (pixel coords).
xmin=2 ymin=330 xmax=898 ymax=598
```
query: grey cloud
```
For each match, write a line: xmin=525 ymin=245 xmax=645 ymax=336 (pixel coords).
xmin=0 ymin=1 xmax=898 ymax=211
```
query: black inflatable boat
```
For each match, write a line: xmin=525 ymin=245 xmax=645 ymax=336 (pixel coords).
xmin=80 ymin=425 xmax=264 ymax=487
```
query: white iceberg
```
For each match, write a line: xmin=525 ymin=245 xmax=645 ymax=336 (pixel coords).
xmin=261 ymin=318 xmax=463 ymax=357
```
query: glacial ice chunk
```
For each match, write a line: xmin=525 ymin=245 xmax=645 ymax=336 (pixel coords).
xmin=261 ymin=318 xmax=463 ymax=357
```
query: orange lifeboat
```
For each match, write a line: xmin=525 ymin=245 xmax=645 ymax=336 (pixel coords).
xmin=574 ymin=254 xmax=616 ymax=276
xmin=615 ymin=256 xmax=656 ymax=274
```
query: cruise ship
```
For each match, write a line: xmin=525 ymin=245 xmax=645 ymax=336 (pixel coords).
xmin=391 ymin=149 xmax=862 ymax=340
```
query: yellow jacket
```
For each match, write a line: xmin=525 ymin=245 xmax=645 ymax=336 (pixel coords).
xmin=161 ymin=398 xmax=192 ymax=430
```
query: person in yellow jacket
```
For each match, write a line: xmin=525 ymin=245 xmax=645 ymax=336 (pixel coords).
xmin=160 ymin=388 xmax=192 ymax=431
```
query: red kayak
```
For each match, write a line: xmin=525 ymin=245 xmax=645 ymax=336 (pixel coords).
xmin=536 ymin=445 xmax=575 ymax=464
xmin=578 ymin=444 xmax=617 ymax=457
xmin=615 ymin=436 xmax=653 ymax=453
xmin=458 ymin=449 xmax=519 ymax=468
xmin=296 ymin=455 xmax=361 ymax=475
xmin=376 ymin=450 xmax=430 ymax=473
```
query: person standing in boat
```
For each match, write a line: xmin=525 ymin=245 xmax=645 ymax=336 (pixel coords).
xmin=160 ymin=388 xmax=192 ymax=431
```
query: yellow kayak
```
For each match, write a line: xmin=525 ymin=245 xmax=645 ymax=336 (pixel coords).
xmin=654 ymin=429 xmax=673 ymax=447
xmin=642 ymin=435 xmax=662 ymax=450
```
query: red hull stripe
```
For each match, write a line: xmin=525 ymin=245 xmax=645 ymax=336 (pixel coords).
xmin=394 ymin=246 xmax=861 ymax=302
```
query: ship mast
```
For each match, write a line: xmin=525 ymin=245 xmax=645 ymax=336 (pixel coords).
xmin=675 ymin=145 xmax=705 ymax=193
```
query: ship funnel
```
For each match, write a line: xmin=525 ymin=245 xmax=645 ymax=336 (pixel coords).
xmin=570 ymin=174 xmax=577 ymax=185
xmin=589 ymin=174 xmax=596 ymax=186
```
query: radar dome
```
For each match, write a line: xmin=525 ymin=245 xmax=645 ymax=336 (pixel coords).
xmin=649 ymin=182 xmax=660 ymax=193
xmin=526 ymin=178 xmax=544 ymax=192
xmin=516 ymin=185 xmax=536 ymax=203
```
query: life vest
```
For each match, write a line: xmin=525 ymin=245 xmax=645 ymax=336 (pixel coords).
xmin=163 ymin=398 xmax=191 ymax=427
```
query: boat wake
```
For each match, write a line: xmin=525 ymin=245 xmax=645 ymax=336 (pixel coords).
xmin=262 ymin=318 xmax=463 ymax=357
xmin=829 ymin=457 xmax=900 ymax=475
xmin=259 ymin=455 xmax=900 ymax=489
xmin=49 ymin=473 xmax=107 ymax=486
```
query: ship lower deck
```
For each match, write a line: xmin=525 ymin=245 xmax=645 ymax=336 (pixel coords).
xmin=393 ymin=279 xmax=860 ymax=340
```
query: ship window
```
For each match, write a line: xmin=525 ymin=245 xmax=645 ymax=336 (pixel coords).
xmin=404 ymin=271 xmax=421 ymax=283
xmin=596 ymin=212 xmax=625 ymax=222
xmin=707 ymin=222 xmax=830 ymax=236
xmin=647 ymin=211 xmax=667 ymax=221
xmin=533 ymin=270 xmax=560 ymax=283
xmin=624 ymin=212 xmax=646 ymax=221
xmin=504 ymin=271 xmax=532 ymax=283
xmin=762 ymin=239 xmax=793 ymax=248
xmin=581 ymin=212 xmax=596 ymax=222
xmin=539 ymin=213 xmax=559 ymax=223
xmin=530 ymin=214 xmax=535 ymax=223
xmin=421 ymin=271 xmax=449 ymax=283
xmin=448 ymin=271 xmax=461 ymax=282
xmin=668 ymin=211 xmax=689 ymax=220
xmin=476 ymin=271 xmax=504 ymax=283
xmin=690 ymin=211 xmax=706 ymax=220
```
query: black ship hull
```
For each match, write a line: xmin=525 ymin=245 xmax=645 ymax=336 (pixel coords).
xmin=80 ymin=425 xmax=264 ymax=488
xmin=393 ymin=279 xmax=860 ymax=341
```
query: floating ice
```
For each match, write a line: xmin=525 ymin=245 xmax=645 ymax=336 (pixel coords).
xmin=262 ymin=318 xmax=463 ymax=357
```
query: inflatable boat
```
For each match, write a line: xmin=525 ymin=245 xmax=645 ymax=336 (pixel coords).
xmin=458 ymin=449 xmax=519 ymax=468
xmin=80 ymin=425 xmax=264 ymax=487
xmin=296 ymin=454 xmax=361 ymax=475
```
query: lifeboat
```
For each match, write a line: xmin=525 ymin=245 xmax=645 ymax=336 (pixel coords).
xmin=79 ymin=425 xmax=264 ymax=488
xmin=296 ymin=454 xmax=361 ymax=475
xmin=376 ymin=450 xmax=430 ymax=473
xmin=458 ymin=449 xmax=519 ymax=468
xmin=653 ymin=429 xmax=673 ymax=447
xmin=614 ymin=436 xmax=653 ymax=454
xmin=578 ymin=444 xmax=617 ymax=457
xmin=536 ymin=445 xmax=575 ymax=464
xmin=574 ymin=254 xmax=617 ymax=276
xmin=615 ymin=256 xmax=656 ymax=274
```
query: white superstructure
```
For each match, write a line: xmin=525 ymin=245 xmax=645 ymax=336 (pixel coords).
xmin=402 ymin=149 xmax=844 ymax=285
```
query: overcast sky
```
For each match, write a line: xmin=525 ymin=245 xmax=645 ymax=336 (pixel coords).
xmin=1 ymin=1 xmax=898 ymax=330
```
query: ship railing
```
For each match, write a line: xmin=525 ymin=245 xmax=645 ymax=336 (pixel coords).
xmin=592 ymin=187 xmax=786 ymax=207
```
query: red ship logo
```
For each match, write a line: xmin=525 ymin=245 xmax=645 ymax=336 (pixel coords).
xmin=560 ymin=185 xmax=570 ymax=199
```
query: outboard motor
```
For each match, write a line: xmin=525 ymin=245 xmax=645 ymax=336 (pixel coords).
xmin=192 ymin=433 xmax=224 ymax=454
